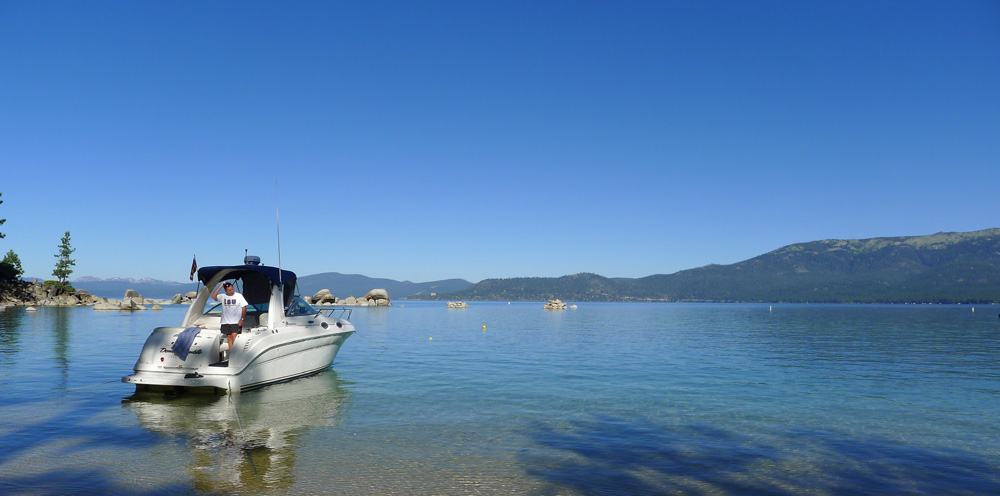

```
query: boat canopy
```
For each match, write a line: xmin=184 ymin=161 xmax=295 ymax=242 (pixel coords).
xmin=197 ymin=265 xmax=297 ymax=307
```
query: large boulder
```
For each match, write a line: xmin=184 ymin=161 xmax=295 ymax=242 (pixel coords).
xmin=72 ymin=290 xmax=98 ymax=305
xmin=117 ymin=289 xmax=146 ymax=309
xmin=343 ymin=296 xmax=357 ymax=306
xmin=94 ymin=298 xmax=120 ymax=311
xmin=171 ymin=294 xmax=183 ymax=305
xmin=543 ymin=299 xmax=567 ymax=310
xmin=312 ymin=289 xmax=338 ymax=305
xmin=364 ymin=289 xmax=391 ymax=306
xmin=185 ymin=291 xmax=197 ymax=299
xmin=447 ymin=301 xmax=469 ymax=309
xmin=365 ymin=289 xmax=389 ymax=302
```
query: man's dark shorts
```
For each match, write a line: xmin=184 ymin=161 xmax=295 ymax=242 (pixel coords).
xmin=221 ymin=324 xmax=241 ymax=335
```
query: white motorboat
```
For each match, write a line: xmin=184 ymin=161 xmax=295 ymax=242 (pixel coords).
xmin=122 ymin=257 xmax=355 ymax=393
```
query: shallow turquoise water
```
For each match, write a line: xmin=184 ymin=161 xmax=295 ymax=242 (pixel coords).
xmin=1 ymin=302 xmax=998 ymax=494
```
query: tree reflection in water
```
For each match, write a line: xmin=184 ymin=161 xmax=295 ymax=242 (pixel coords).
xmin=123 ymin=369 xmax=352 ymax=493
xmin=0 ymin=306 xmax=24 ymax=359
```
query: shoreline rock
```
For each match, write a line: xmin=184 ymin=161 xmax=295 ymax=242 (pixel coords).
xmin=1 ymin=281 xmax=190 ymax=309
xmin=1 ymin=281 xmax=100 ymax=307
xmin=3 ymin=282 xmax=394 ymax=309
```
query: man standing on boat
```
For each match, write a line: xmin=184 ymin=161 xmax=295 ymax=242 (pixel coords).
xmin=211 ymin=281 xmax=248 ymax=360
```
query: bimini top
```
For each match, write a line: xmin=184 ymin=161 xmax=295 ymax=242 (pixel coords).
xmin=197 ymin=264 xmax=297 ymax=307
xmin=197 ymin=264 xmax=296 ymax=286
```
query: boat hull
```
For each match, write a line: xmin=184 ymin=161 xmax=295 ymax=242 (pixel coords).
xmin=123 ymin=322 xmax=354 ymax=393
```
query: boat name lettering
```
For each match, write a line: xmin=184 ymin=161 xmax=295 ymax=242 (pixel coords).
xmin=158 ymin=347 xmax=200 ymax=354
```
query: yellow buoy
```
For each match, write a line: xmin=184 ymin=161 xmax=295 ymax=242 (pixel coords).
xmin=429 ymin=337 xmax=433 ymax=340
xmin=482 ymin=325 xmax=486 ymax=330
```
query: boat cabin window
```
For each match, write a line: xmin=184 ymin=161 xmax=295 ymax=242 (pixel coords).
xmin=286 ymin=296 xmax=317 ymax=317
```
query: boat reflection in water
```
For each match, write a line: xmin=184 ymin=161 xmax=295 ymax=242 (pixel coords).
xmin=124 ymin=369 xmax=351 ymax=492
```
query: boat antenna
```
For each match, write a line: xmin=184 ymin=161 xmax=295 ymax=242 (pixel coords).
xmin=276 ymin=181 xmax=282 ymax=287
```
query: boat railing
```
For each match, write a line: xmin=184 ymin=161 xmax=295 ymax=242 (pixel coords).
xmin=317 ymin=308 xmax=353 ymax=321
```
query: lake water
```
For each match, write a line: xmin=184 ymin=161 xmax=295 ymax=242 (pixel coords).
xmin=1 ymin=301 xmax=998 ymax=495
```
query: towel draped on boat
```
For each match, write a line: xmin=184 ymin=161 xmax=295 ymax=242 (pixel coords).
xmin=171 ymin=327 xmax=202 ymax=361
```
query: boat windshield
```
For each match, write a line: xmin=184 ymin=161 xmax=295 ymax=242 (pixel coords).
xmin=203 ymin=296 xmax=316 ymax=317
xmin=285 ymin=296 xmax=317 ymax=317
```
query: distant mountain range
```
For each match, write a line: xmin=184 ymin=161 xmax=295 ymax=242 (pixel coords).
xmin=418 ymin=229 xmax=1000 ymax=304
xmin=48 ymin=273 xmax=473 ymax=300
xmin=44 ymin=228 xmax=1000 ymax=303
xmin=74 ymin=276 xmax=180 ymax=284
xmin=296 ymin=272 xmax=471 ymax=299
xmin=66 ymin=277 xmax=194 ymax=299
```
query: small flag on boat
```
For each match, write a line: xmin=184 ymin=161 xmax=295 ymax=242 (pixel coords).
xmin=189 ymin=255 xmax=197 ymax=281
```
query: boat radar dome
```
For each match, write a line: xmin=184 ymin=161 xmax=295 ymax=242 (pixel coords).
xmin=244 ymin=255 xmax=261 ymax=266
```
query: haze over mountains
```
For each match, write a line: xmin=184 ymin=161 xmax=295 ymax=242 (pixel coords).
xmin=58 ymin=229 xmax=1000 ymax=303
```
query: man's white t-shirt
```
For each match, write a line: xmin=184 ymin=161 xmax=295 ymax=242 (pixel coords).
xmin=220 ymin=292 xmax=249 ymax=325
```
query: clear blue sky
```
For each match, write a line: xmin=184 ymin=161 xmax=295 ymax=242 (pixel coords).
xmin=2 ymin=1 xmax=998 ymax=283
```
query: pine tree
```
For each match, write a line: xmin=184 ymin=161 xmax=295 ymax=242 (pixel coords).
xmin=52 ymin=231 xmax=76 ymax=285
xmin=2 ymin=250 xmax=22 ymax=276
xmin=0 ymin=250 xmax=27 ymax=301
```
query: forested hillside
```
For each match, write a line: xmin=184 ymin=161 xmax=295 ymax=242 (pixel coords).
xmin=419 ymin=229 xmax=1000 ymax=303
